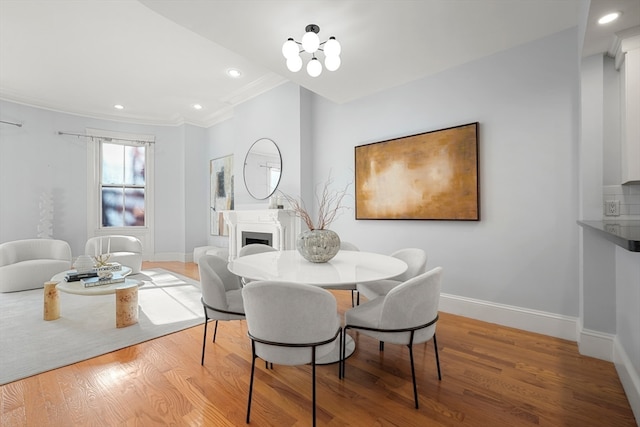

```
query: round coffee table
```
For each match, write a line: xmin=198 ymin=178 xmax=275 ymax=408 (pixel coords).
xmin=54 ymin=266 xmax=134 ymax=295
xmin=49 ymin=267 xmax=142 ymax=328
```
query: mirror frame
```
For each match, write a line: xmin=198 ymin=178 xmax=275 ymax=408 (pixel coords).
xmin=243 ymin=138 xmax=282 ymax=200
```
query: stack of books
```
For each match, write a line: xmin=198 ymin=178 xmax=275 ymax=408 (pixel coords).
xmin=65 ymin=262 xmax=122 ymax=282
xmin=65 ymin=271 xmax=98 ymax=282
xmin=96 ymin=263 xmax=122 ymax=274
xmin=81 ymin=272 xmax=126 ymax=288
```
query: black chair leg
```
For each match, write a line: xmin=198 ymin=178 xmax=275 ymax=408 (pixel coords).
xmin=408 ymin=344 xmax=419 ymax=409
xmin=341 ymin=328 xmax=348 ymax=378
xmin=338 ymin=329 xmax=343 ymax=379
xmin=213 ymin=320 xmax=219 ymax=342
xmin=379 ymin=341 xmax=384 ymax=351
xmin=351 ymin=290 xmax=360 ymax=307
xmin=201 ymin=318 xmax=208 ymax=365
xmin=311 ymin=348 xmax=317 ymax=427
xmin=433 ymin=333 xmax=442 ymax=380
xmin=246 ymin=342 xmax=257 ymax=424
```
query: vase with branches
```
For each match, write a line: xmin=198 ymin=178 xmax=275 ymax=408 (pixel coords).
xmin=279 ymin=175 xmax=350 ymax=262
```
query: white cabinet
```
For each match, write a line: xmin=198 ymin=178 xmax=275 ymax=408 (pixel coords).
xmin=618 ymin=33 xmax=640 ymax=184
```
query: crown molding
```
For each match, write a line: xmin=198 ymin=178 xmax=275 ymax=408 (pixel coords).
xmin=610 ymin=26 xmax=640 ymax=70
xmin=0 ymin=72 xmax=288 ymax=129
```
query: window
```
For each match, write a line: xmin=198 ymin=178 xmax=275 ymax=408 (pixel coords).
xmin=87 ymin=129 xmax=154 ymax=256
xmin=100 ymin=142 xmax=146 ymax=227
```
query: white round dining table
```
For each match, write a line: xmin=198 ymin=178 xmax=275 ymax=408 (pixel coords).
xmin=227 ymin=250 xmax=407 ymax=364
xmin=227 ymin=249 xmax=407 ymax=288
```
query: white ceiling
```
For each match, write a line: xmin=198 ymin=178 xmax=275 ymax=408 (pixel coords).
xmin=0 ymin=0 xmax=638 ymax=128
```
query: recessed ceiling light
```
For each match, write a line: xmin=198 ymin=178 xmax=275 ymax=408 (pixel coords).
xmin=598 ymin=12 xmax=621 ymax=25
xmin=227 ymin=68 xmax=242 ymax=78
xmin=193 ymin=104 xmax=203 ymax=110
xmin=114 ymin=104 xmax=124 ymax=110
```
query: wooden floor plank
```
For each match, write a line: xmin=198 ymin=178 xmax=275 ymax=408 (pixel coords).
xmin=0 ymin=261 xmax=636 ymax=426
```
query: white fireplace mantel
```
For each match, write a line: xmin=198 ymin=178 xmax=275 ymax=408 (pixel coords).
xmin=222 ymin=210 xmax=300 ymax=260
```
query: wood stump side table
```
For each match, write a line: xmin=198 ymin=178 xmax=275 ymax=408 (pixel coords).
xmin=116 ymin=282 xmax=139 ymax=328
xmin=43 ymin=281 xmax=60 ymax=321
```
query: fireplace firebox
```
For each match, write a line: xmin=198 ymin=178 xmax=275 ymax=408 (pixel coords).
xmin=242 ymin=231 xmax=273 ymax=247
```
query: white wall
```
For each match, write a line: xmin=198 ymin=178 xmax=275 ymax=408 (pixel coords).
xmin=0 ymin=100 xmax=192 ymax=258
xmin=205 ymin=82 xmax=305 ymax=249
xmin=184 ymin=124 xmax=209 ymax=254
xmin=579 ymin=47 xmax=640 ymax=422
xmin=310 ymin=28 xmax=580 ymax=317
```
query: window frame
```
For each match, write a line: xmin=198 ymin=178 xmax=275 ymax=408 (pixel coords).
xmin=86 ymin=129 xmax=154 ymax=257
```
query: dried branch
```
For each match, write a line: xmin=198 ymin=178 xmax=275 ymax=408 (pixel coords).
xmin=279 ymin=174 xmax=351 ymax=230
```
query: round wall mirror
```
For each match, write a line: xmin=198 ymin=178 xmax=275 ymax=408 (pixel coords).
xmin=243 ymin=138 xmax=282 ymax=200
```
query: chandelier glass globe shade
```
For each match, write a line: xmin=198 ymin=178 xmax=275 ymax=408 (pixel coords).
xmin=282 ymin=38 xmax=299 ymax=59
xmin=307 ymin=58 xmax=322 ymax=77
xmin=286 ymin=55 xmax=303 ymax=72
xmin=323 ymin=37 xmax=341 ymax=57
xmin=324 ymin=55 xmax=341 ymax=72
xmin=301 ymin=31 xmax=320 ymax=53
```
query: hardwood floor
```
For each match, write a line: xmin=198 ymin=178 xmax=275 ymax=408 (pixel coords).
xmin=1 ymin=261 xmax=636 ymax=426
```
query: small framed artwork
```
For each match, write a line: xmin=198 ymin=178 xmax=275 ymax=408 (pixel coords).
xmin=355 ymin=122 xmax=479 ymax=221
xmin=210 ymin=155 xmax=234 ymax=235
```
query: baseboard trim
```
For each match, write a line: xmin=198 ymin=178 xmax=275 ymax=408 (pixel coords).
xmin=614 ymin=337 xmax=640 ymax=424
xmin=578 ymin=328 xmax=615 ymax=361
xmin=439 ymin=293 xmax=578 ymax=341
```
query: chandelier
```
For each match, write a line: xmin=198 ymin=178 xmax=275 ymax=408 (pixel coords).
xmin=282 ymin=24 xmax=341 ymax=77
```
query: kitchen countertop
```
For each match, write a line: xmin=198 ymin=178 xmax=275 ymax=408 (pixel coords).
xmin=577 ymin=220 xmax=640 ymax=252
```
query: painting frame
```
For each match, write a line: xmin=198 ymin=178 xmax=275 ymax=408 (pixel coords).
xmin=355 ymin=122 xmax=479 ymax=221
xmin=210 ymin=154 xmax=234 ymax=235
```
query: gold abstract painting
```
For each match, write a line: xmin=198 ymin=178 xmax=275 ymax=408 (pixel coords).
xmin=355 ymin=122 xmax=479 ymax=220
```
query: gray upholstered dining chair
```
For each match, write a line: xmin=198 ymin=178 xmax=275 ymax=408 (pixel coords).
xmin=339 ymin=241 xmax=359 ymax=251
xmin=198 ymin=254 xmax=245 ymax=365
xmin=342 ymin=266 xmax=443 ymax=409
xmin=242 ymin=281 xmax=342 ymax=427
xmin=238 ymin=243 xmax=277 ymax=257
xmin=355 ymin=247 xmax=427 ymax=304
xmin=238 ymin=244 xmax=277 ymax=285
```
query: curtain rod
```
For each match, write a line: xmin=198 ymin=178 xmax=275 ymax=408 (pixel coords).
xmin=1 ymin=120 xmax=23 ymax=127
xmin=57 ymin=131 xmax=155 ymax=144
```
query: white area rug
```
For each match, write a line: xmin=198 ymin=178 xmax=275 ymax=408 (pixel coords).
xmin=0 ymin=268 xmax=204 ymax=385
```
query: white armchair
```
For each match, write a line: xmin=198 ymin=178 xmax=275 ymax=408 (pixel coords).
xmin=0 ymin=239 xmax=72 ymax=292
xmin=85 ymin=235 xmax=143 ymax=273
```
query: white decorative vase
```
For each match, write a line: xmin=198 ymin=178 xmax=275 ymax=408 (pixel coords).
xmin=73 ymin=255 xmax=95 ymax=273
xmin=296 ymin=229 xmax=341 ymax=263
xmin=37 ymin=191 xmax=54 ymax=239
